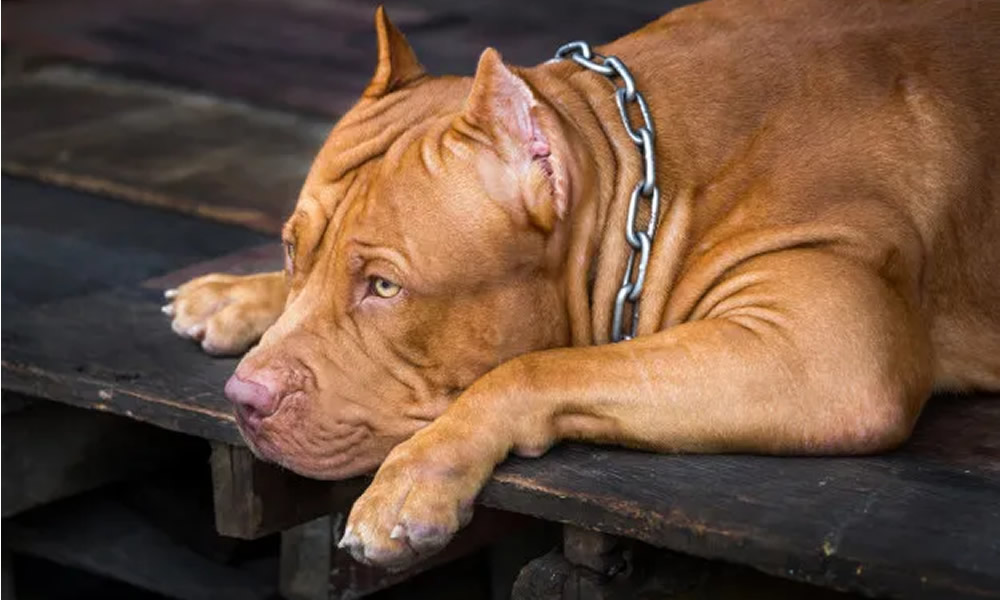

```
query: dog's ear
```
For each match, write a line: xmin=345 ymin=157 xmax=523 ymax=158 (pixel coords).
xmin=363 ymin=6 xmax=426 ymax=98
xmin=464 ymin=48 xmax=567 ymax=232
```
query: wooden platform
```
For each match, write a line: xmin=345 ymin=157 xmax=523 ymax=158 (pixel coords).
xmin=3 ymin=196 xmax=999 ymax=598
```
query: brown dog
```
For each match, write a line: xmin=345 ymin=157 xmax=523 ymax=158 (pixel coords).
xmin=164 ymin=0 xmax=1000 ymax=568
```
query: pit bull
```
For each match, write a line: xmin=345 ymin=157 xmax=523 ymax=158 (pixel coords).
xmin=163 ymin=0 xmax=1000 ymax=569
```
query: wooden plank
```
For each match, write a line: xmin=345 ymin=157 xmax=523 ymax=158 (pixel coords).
xmin=482 ymin=395 xmax=1000 ymax=600
xmin=2 ymin=398 xmax=204 ymax=516
xmin=2 ymin=190 xmax=274 ymax=443
xmin=1 ymin=2 xmax=680 ymax=235
xmin=210 ymin=443 xmax=368 ymax=539
xmin=2 ymin=285 xmax=243 ymax=444
xmin=3 ymin=68 xmax=328 ymax=234
xmin=3 ymin=0 xmax=673 ymax=116
xmin=562 ymin=526 xmax=622 ymax=574
xmin=1 ymin=247 xmax=280 ymax=446
xmin=1 ymin=176 xmax=269 ymax=311
xmin=5 ymin=492 xmax=277 ymax=600
xmin=327 ymin=507 xmax=534 ymax=599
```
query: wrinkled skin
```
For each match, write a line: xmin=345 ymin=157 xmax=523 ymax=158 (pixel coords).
xmin=166 ymin=0 xmax=1000 ymax=570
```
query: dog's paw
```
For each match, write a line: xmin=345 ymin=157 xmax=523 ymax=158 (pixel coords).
xmin=161 ymin=272 xmax=286 ymax=356
xmin=338 ymin=434 xmax=488 ymax=570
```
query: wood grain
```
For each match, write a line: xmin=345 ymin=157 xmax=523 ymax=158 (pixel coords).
xmin=210 ymin=443 xmax=367 ymax=540
xmin=3 ymin=69 xmax=328 ymax=233
xmin=482 ymin=400 xmax=1000 ymax=600
xmin=3 ymin=0 xmax=677 ymax=116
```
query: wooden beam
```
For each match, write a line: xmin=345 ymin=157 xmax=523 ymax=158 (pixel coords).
xmin=278 ymin=508 xmax=537 ymax=600
xmin=2 ymin=398 xmax=203 ymax=516
xmin=5 ymin=492 xmax=277 ymax=600
xmin=210 ymin=443 xmax=368 ymax=540
xmin=3 ymin=68 xmax=326 ymax=234
xmin=483 ymin=395 xmax=1000 ymax=600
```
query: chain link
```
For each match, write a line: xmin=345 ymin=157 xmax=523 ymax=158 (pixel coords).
xmin=554 ymin=40 xmax=661 ymax=342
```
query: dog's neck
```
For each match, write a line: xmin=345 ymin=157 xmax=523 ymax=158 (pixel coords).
xmin=520 ymin=58 xmax=679 ymax=346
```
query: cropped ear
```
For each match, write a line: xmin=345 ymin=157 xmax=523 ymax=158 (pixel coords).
xmin=363 ymin=6 xmax=426 ymax=98
xmin=464 ymin=48 xmax=568 ymax=232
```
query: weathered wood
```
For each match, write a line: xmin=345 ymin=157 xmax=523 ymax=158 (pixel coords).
xmin=1 ymin=176 xmax=269 ymax=311
xmin=2 ymin=187 xmax=272 ymax=445
xmin=1 ymin=1 xmax=690 ymax=235
xmin=561 ymin=528 xmax=626 ymax=600
xmin=278 ymin=507 xmax=538 ymax=599
xmin=5 ymin=492 xmax=278 ymax=600
xmin=483 ymin=396 xmax=1000 ymax=600
xmin=2 ymin=397 xmax=203 ymax=516
xmin=327 ymin=507 xmax=536 ymax=599
xmin=515 ymin=533 xmax=860 ymax=600
xmin=558 ymin=529 xmax=696 ymax=600
xmin=3 ymin=68 xmax=327 ymax=234
xmin=3 ymin=0 xmax=674 ymax=116
xmin=512 ymin=550 xmax=573 ymax=600
xmin=211 ymin=443 xmax=368 ymax=540
xmin=2 ymin=286 xmax=244 ymax=444
xmin=2 ymin=255 xmax=281 ymax=446
xmin=562 ymin=526 xmax=623 ymax=575
xmin=1 ymin=192 xmax=279 ymax=444
xmin=5 ymin=239 xmax=999 ymax=598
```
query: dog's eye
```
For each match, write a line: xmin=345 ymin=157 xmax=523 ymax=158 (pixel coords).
xmin=284 ymin=241 xmax=295 ymax=275
xmin=370 ymin=277 xmax=401 ymax=299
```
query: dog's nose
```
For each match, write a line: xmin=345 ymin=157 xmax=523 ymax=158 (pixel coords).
xmin=225 ymin=372 xmax=280 ymax=426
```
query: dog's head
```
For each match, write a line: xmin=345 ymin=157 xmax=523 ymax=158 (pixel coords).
xmin=226 ymin=8 xmax=589 ymax=478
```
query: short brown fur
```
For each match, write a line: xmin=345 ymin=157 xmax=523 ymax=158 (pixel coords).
xmin=165 ymin=0 xmax=1000 ymax=568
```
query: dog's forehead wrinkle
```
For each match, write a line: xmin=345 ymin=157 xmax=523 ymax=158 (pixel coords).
xmin=310 ymin=164 xmax=380 ymax=263
xmin=342 ymin=89 xmax=412 ymax=127
xmin=326 ymin=77 xmax=472 ymax=178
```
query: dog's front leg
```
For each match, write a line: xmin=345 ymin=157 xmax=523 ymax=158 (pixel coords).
xmin=163 ymin=271 xmax=287 ymax=355
xmin=340 ymin=249 xmax=932 ymax=568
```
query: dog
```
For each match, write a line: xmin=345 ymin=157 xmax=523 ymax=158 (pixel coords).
xmin=163 ymin=0 xmax=1000 ymax=568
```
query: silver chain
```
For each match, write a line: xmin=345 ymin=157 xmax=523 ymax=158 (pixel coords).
xmin=553 ymin=40 xmax=661 ymax=342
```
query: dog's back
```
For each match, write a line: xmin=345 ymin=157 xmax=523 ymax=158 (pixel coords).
xmin=601 ymin=0 xmax=1000 ymax=389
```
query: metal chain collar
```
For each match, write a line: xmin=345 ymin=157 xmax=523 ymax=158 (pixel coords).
xmin=553 ymin=40 xmax=661 ymax=342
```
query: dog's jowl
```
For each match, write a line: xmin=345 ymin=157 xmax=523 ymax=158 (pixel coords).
xmin=164 ymin=0 xmax=1000 ymax=568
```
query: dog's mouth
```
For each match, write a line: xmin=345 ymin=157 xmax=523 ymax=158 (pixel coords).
xmin=234 ymin=403 xmax=265 ymax=431
xmin=231 ymin=397 xmax=390 ymax=479
xmin=234 ymin=409 xmax=279 ymax=460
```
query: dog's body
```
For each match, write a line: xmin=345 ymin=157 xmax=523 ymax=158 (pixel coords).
xmin=165 ymin=0 xmax=1000 ymax=567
